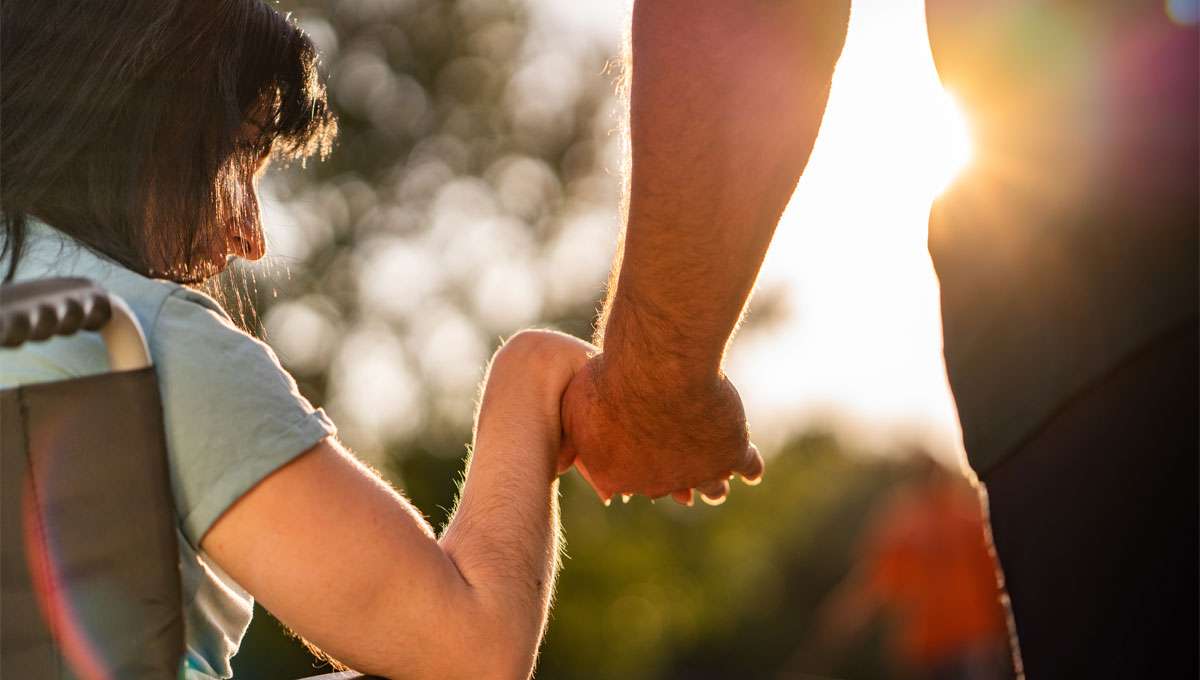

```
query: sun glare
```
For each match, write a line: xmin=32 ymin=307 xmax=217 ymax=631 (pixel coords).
xmin=729 ymin=0 xmax=973 ymax=463
xmin=924 ymin=90 xmax=974 ymax=198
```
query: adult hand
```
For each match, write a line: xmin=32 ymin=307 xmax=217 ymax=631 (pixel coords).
xmin=558 ymin=352 xmax=764 ymax=505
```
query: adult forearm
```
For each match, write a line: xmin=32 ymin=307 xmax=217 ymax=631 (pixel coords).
xmin=600 ymin=0 xmax=850 ymax=378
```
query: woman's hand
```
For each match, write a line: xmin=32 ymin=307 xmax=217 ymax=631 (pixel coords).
xmin=473 ymin=329 xmax=596 ymax=479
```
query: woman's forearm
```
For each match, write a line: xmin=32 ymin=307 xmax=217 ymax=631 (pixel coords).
xmin=438 ymin=446 xmax=560 ymax=678
xmin=436 ymin=332 xmax=573 ymax=678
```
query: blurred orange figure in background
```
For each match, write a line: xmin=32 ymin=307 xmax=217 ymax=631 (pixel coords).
xmin=823 ymin=458 xmax=1010 ymax=680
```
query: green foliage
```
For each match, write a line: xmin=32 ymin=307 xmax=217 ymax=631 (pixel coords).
xmin=537 ymin=433 xmax=898 ymax=680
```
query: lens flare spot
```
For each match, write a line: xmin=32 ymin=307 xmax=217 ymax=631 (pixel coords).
xmin=1166 ymin=0 xmax=1200 ymax=26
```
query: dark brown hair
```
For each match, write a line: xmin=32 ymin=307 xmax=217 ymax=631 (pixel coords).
xmin=1 ymin=0 xmax=337 ymax=283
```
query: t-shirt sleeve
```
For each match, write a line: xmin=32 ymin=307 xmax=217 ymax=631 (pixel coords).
xmin=151 ymin=289 xmax=337 ymax=550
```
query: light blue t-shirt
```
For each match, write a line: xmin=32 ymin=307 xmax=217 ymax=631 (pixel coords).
xmin=0 ymin=218 xmax=337 ymax=678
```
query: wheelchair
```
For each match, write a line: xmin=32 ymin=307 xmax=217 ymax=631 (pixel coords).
xmin=0 ymin=278 xmax=381 ymax=679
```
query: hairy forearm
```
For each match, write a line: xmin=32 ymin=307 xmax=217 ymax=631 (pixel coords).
xmin=437 ymin=447 xmax=560 ymax=678
xmin=599 ymin=0 xmax=849 ymax=378
xmin=436 ymin=339 xmax=567 ymax=678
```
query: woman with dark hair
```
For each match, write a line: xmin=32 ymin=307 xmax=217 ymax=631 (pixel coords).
xmin=1 ymin=2 xmax=589 ymax=678
xmin=1 ymin=0 xmax=337 ymax=283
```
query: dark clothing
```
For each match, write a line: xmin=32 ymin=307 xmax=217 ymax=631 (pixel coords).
xmin=982 ymin=321 xmax=1198 ymax=678
xmin=926 ymin=2 xmax=1199 ymax=474
xmin=923 ymin=4 xmax=1199 ymax=676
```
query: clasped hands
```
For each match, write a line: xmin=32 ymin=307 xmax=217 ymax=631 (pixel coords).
xmin=556 ymin=347 xmax=764 ymax=506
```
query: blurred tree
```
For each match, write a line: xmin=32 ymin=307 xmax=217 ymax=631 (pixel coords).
xmin=239 ymin=0 xmax=623 ymax=462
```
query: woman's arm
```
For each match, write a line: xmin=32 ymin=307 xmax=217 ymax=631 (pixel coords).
xmin=201 ymin=330 xmax=593 ymax=680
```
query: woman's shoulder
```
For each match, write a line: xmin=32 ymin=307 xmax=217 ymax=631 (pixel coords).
xmin=153 ymin=282 xmax=337 ymax=551
xmin=151 ymin=287 xmax=272 ymax=369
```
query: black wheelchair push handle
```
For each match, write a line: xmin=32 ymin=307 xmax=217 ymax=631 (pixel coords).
xmin=0 ymin=277 xmax=151 ymax=370
xmin=0 ymin=277 xmax=111 ymax=347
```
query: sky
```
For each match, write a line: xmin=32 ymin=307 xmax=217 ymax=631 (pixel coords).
xmin=531 ymin=0 xmax=972 ymax=463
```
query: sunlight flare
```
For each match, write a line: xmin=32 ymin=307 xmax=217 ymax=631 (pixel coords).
xmin=925 ymin=90 xmax=973 ymax=198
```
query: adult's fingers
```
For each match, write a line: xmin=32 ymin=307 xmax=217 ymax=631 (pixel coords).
xmin=697 ymin=478 xmax=730 ymax=505
xmin=573 ymin=458 xmax=614 ymax=506
xmin=735 ymin=442 xmax=765 ymax=485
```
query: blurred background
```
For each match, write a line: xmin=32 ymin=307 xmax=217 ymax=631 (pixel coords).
xmin=230 ymin=0 xmax=1009 ymax=678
